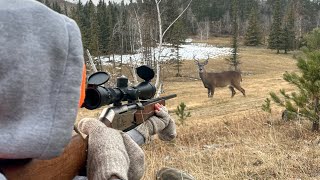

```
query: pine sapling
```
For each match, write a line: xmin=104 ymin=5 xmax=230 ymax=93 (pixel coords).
xmin=262 ymin=41 xmax=320 ymax=130
xmin=175 ymin=102 xmax=191 ymax=126
xmin=262 ymin=98 xmax=271 ymax=113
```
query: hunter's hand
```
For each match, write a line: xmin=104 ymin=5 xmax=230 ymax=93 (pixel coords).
xmin=77 ymin=118 xmax=144 ymax=180
xmin=135 ymin=103 xmax=177 ymax=143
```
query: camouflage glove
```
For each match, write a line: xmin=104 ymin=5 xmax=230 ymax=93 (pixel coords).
xmin=135 ymin=103 xmax=177 ymax=143
xmin=77 ymin=118 xmax=144 ymax=180
xmin=158 ymin=115 xmax=177 ymax=141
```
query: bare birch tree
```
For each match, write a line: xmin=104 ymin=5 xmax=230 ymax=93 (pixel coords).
xmin=154 ymin=0 xmax=193 ymax=92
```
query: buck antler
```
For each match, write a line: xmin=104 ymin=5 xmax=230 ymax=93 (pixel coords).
xmin=203 ymin=55 xmax=210 ymax=65
xmin=193 ymin=55 xmax=200 ymax=64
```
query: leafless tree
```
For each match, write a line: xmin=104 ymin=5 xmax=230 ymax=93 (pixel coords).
xmin=154 ymin=0 xmax=193 ymax=93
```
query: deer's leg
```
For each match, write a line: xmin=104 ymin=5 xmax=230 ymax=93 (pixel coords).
xmin=210 ymin=87 xmax=215 ymax=98
xmin=229 ymin=86 xmax=236 ymax=97
xmin=207 ymin=88 xmax=211 ymax=98
xmin=233 ymin=84 xmax=246 ymax=97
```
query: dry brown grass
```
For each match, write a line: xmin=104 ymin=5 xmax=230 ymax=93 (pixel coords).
xmin=143 ymin=112 xmax=320 ymax=180
xmin=76 ymin=39 xmax=320 ymax=180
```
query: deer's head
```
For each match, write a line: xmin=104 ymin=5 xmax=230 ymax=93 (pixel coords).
xmin=194 ymin=56 xmax=209 ymax=73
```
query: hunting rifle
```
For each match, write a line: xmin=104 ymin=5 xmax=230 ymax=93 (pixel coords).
xmin=0 ymin=65 xmax=176 ymax=179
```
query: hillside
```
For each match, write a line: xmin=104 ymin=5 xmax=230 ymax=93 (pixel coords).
xmin=76 ymin=37 xmax=320 ymax=179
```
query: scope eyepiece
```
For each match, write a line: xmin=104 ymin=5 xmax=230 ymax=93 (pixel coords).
xmin=84 ymin=86 xmax=122 ymax=110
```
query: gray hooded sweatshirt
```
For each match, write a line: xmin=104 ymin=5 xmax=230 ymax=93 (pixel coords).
xmin=0 ymin=0 xmax=84 ymax=159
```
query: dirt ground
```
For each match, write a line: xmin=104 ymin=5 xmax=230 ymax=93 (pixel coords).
xmin=77 ymin=38 xmax=320 ymax=179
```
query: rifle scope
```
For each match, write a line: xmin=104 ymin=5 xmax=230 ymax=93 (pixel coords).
xmin=83 ymin=65 xmax=156 ymax=110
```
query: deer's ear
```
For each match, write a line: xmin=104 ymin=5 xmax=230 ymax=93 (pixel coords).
xmin=204 ymin=59 xmax=208 ymax=65
xmin=194 ymin=60 xmax=199 ymax=65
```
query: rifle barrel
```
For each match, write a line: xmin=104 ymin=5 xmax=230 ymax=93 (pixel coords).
xmin=142 ymin=94 xmax=177 ymax=106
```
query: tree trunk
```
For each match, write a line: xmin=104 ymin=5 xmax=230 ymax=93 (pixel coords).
xmin=134 ymin=8 xmax=144 ymax=64
xmin=313 ymin=97 xmax=320 ymax=131
xmin=154 ymin=0 xmax=193 ymax=90
xmin=86 ymin=49 xmax=98 ymax=73
xmin=120 ymin=54 xmax=123 ymax=75
xmin=312 ymin=122 xmax=319 ymax=131
xmin=129 ymin=57 xmax=138 ymax=85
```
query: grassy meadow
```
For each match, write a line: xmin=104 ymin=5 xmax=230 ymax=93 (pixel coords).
xmin=76 ymin=37 xmax=320 ymax=179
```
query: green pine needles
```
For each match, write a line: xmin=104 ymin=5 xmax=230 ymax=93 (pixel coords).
xmin=244 ymin=7 xmax=261 ymax=46
xmin=175 ymin=102 xmax=191 ymax=126
xmin=268 ymin=0 xmax=296 ymax=53
xmin=262 ymin=29 xmax=320 ymax=131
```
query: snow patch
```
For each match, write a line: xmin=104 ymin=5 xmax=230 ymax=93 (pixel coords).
xmin=98 ymin=43 xmax=232 ymax=65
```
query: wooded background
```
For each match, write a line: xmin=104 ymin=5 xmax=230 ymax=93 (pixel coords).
xmin=38 ymin=0 xmax=320 ymax=61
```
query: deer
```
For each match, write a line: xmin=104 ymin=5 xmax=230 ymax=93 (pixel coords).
xmin=194 ymin=56 xmax=246 ymax=98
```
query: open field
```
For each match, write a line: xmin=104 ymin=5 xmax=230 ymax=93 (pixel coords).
xmin=76 ymin=39 xmax=320 ymax=179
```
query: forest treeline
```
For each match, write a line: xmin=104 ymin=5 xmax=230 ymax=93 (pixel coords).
xmin=38 ymin=0 xmax=320 ymax=58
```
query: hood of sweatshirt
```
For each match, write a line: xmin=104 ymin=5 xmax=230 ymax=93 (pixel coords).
xmin=0 ymin=0 xmax=84 ymax=159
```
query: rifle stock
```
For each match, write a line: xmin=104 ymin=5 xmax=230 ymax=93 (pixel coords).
xmin=135 ymin=94 xmax=177 ymax=124
xmin=134 ymin=99 xmax=165 ymax=123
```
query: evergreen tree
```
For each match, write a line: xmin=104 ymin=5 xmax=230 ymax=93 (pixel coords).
xmin=97 ymin=0 xmax=109 ymax=54
xmin=226 ymin=0 xmax=240 ymax=71
xmin=172 ymin=45 xmax=183 ymax=77
xmin=286 ymin=3 xmax=296 ymax=50
xmin=119 ymin=0 xmax=129 ymax=54
xmin=175 ymin=102 xmax=191 ymax=126
xmin=163 ymin=0 xmax=180 ymax=44
xmin=279 ymin=4 xmax=296 ymax=53
xmin=279 ymin=25 xmax=289 ymax=53
xmin=63 ymin=1 xmax=68 ymax=16
xmin=238 ymin=0 xmax=258 ymax=21
xmin=244 ymin=7 xmax=261 ymax=46
xmin=80 ymin=2 xmax=90 ymax=49
xmin=304 ymin=28 xmax=320 ymax=50
xmin=44 ymin=0 xmax=51 ymax=8
xmin=168 ymin=18 xmax=188 ymax=46
xmin=106 ymin=2 xmax=118 ymax=55
xmin=70 ymin=1 xmax=81 ymax=23
xmin=70 ymin=1 xmax=85 ymax=43
xmin=165 ymin=9 xmax=187 ymax=68
xmin=191 ymin=0 xmax=231 ymax=21
xmin=52 ymin=2 xmax=62 ymax=13
xmin=263 ymin=28 xmax=320 ymax=131
xmin=87 ymin=0 xmax=100 ymax=56
xmin=268 ymin=0 xmax=282 ymax=53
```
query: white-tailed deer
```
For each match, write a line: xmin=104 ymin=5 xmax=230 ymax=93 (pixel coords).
xmin=194 ymin=57 xmax=245 ymax=98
